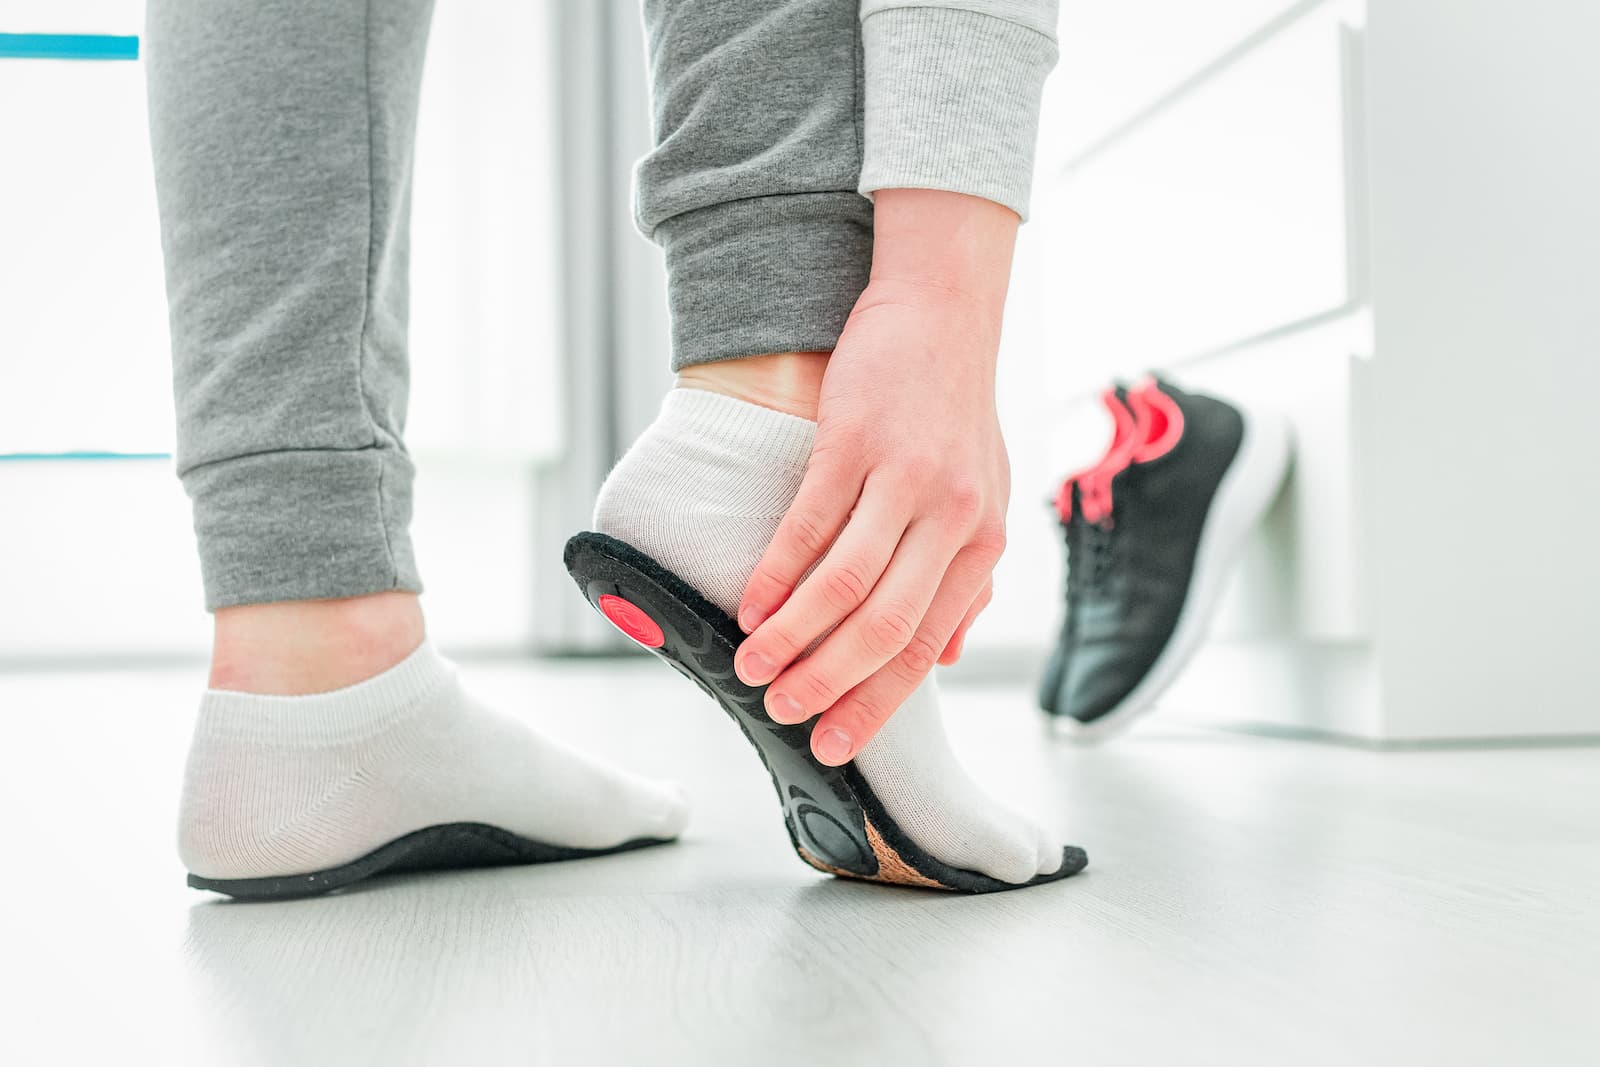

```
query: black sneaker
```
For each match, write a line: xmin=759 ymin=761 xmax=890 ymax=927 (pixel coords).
xmin=1039 ymin=376 xmax=1292 ymax=739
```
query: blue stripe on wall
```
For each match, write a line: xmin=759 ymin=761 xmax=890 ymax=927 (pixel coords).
xmin=0 ymin=452 xmax=171 ymax=462
xmin=0 ymin=34 xmax=140 ymax=61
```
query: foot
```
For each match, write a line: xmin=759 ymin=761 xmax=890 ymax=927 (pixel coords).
xmin=181 ymin=602 xmax=688 ymax=898
xmin=592 ymin=385 xmax=1067 ymax=885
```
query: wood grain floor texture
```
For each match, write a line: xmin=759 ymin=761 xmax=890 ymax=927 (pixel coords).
xmin=0 ymin=658 xmax=1594 ymax=1066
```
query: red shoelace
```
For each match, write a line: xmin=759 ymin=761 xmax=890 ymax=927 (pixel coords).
xmin=1053 ymin=379 xmax=1185 ymax=525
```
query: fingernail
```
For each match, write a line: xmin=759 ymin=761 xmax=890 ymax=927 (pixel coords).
xmin=739 ymin=650 xmax=777 ymax=684
xmin=739 ymin=607 xmax=767 ymax=634
xmin=814 ymin=728 xmax=853 ymax=765
xmin=768 ymin=692 xmax=806 ymax=724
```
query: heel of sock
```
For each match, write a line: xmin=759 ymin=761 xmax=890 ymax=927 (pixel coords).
xmin=177 ymin=750 xmax=373 ymax=880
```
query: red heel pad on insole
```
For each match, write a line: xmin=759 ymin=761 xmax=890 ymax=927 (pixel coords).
xmin=598 ymin=593 xmax=665 ymax=648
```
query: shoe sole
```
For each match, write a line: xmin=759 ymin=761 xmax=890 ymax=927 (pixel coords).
xmin=187 ymin=824 xmax=669 ymax=901
xmin=1053 ymin=406 xmax=1294 ymax=743
xmin=566 ymin=532 xmax=1088 ymax=893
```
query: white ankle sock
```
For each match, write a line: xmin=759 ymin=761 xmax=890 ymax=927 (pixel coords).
xmin=178 ymin=642 xmax=689 ymax=880
xmin=595 ymin=387 xmax=1063 ymax=884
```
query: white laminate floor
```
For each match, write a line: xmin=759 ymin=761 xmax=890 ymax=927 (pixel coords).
xmin=0 ymin=657 xmax=1595 ymax=1066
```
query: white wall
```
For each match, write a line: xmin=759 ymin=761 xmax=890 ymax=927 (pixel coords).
xmin=0 ymin=45 xmax=172 ymax=454
xmin=0 ymin=3 xmax=561 ymax=659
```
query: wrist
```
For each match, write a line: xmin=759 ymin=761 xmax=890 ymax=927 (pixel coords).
xmin=846 ymin=285 xmax=1003 ymax=388
xmin=867 ymin=188 xmax=1019 ymax=307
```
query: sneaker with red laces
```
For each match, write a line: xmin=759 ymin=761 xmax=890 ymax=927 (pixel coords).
xmin=1039 ymin=376 xmax=1292 ymax=739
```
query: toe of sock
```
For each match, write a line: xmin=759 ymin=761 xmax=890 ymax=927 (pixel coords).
xmin=1033 ymin=822 xmax=1067 ymax=877
xmin=645 ymin=780 xmax=692 ymax=841
xmin=954 ymin=812 xmax=1074 ymax=885
xmin=965 ymin=825 xmax=1050 ymax=885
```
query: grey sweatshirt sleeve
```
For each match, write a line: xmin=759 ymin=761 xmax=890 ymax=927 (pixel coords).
xmin=858 ymin=0 xmax=1059 ymax=220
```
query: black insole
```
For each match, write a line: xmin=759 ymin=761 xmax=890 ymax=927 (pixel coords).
xmin=187 ymin=824 xmax=666 ymax=901
xmin=564 ymin=531 xmax=1088 ymax=893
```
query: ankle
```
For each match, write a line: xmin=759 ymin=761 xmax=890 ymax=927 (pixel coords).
xmin=209 ymin=591 xmax=425 ymax=695
xmin=675 ymin=350 xmax=828 ymax=421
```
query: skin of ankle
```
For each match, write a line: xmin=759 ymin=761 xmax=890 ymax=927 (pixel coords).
xmin=676 ymin=350 xmax=828 ymax=420
xmin=209 ymin=591 xmax=426 ymax=695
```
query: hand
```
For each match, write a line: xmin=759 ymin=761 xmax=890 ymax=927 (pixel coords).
xmin=732 ymin=190 xmax=1019 ymax=765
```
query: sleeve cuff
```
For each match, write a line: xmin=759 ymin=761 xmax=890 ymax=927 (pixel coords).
xmin=858 ymin=5 xmax=1059 ymax=222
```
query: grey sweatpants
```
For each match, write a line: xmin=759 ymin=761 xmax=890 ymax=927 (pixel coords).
xmin=146 ymin=0 xmax=874 ymax=610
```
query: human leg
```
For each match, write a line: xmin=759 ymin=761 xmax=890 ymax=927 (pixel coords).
xmin=587 ymin=0 xmax=1075 ymax=888
xmin=145 ymin=0 xmax=686 ymax=896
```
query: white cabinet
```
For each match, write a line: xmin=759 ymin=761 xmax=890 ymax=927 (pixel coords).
xmin=1046 ymin=0 xmax=1319 ymax=163
xmin=1001 ymin=0 xmax=1600 ymax=741
xmin=1047 ymin=4 xmax=1355 ymax=375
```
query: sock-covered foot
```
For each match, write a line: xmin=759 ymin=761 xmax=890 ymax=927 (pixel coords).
xmin=594 ymin=388 xmax=1064 ymax=885
xmin=179 ymin=642 xmax=688 ymax=891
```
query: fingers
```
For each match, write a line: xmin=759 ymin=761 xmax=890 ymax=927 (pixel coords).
xmin=807 ymin=543 xmax=1000 ymax=765
xmin=762 ymin=521 xmax=952 ymax=731
xmin=938 ymin=578 xmax=993 ymax=666
xmin=735 ymin=474 xmax=913 ymax=687
xmin=736 ymin=446 xmax=862 ymax=635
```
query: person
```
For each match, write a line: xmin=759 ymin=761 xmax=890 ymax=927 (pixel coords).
xmin=146 ymin=0 xmax=1073 ymax=896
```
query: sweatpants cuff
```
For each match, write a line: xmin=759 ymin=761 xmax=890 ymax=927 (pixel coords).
xmin=656 ymin=192 xmax=873 ymax=370
xmin=183 ymin=448 xmax=421 ymax=610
